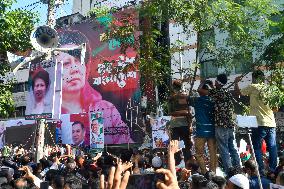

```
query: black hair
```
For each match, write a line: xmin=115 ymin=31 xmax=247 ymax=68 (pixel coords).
xmin=45 ymin=169 xmax=60 ymax=183
xmin=192 ymin=175 xmax=208 ymax=189
xmin=278 ymin=171 xmax=284 ymax=185
xmin=13 ymin=178 xmax=28 ymax=189
xmin=20 ymin=155 xmax=30 ymax=166
xmin=120 ymin=149 xmax=133 ymax=162
xmin=57 ymin=30 xmax=90 ymax=64
xmin=207 ymin=181 xmax=219 ymax=189
xmin=172 ymin=80 xmax=183 ymax=91
xmin=72 ymin=121 xmax=85 ymax=130
xmin=244 ymin=159 xmax=257 ymax=172
xmin=205 ymin=170 xmax=216 ymax=181
xmin=233 ymin=185 xmax=243 ymax=189
xmin=64 ymin=173 xmax=84 ymax=189
xmin=31 ymin=69 xmax=50 ymax=91
xmin=174 ymin=151 xmax=182 ymax=166
xmin=216 ymin=73 xmax=228 ymax=85
xmin=0 ymin=183 xmax=13 ymax=189
xmin=188 ymin=162 xmax=200 ymax=173
xmin=202 ymin=80 xmax=213 ymax=90
xmin=52 ymin=175 xmax=65 ymax=189
xmin=252 ymin=70 xmax=265 ymax=81
xmin=212 ymin=176 xmax=226 ymax=189
xmin=227 ymin=167 xmax=243 ymax=179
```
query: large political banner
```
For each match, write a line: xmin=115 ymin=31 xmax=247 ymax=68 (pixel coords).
xmin=59 ymin=113 xmax=90 ymax=147
xmin=25 ymin=59 xmax=57 ymax=120
xmin=55 ymin=8 xmax=141 ymax=144
xmin=151 ymin=116 xmax=171 ymax=149
xmin=90 ymin=112 xmax=104 ymax=149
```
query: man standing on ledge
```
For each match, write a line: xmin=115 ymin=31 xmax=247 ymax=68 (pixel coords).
xmin=235 ymin=70 xmax=277 ymax=176
xmin=198 ymin=74 xmax=240 ymax=174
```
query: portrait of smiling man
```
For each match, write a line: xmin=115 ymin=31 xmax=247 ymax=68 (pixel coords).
xmin=72 ymin=121 xmax=86 ymax=147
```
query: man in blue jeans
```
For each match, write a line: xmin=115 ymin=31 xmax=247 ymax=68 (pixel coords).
xmin=235 ymin=70 xmax=277 ymax=175
xmin=199 ymin=74 xmax=240 ymax=174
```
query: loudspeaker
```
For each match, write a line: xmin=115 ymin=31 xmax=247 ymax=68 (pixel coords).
xmin=30 ymin=25 xmax=59 ymax=53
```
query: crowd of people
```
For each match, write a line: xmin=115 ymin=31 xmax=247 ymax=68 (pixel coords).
xmin=0 ymin=139 xmax=283 ymax=189
xmin=0 ymin=70 xmax=283 ymax=189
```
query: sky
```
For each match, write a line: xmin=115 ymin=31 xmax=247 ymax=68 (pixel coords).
xmin=11 ymin=0 xmax=73 ymax=26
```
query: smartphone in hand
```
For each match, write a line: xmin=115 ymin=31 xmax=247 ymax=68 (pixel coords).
xmin=127 ymin=173 xmax=165 ymax=189
xmin=40 ymin=181 xmax=49 ymax=189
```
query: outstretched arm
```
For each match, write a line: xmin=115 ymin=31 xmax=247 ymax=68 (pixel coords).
xmin=197 ymin=79 xmax=210 ymax=95
xmin=234 ymin=76 xmax=242 ymax=96
xmin=168 ymin=140 xmax=181 ymax=179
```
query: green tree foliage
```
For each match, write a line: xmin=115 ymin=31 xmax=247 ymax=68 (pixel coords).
xmin=89 ymin=0 xmax=282 ymax=109
xmin=0 ymin=0 xmax=39 ymax=118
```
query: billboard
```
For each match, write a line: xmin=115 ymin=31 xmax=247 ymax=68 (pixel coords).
xmin=25 ymin=59 xmax=57 ymax=120
xmin=56 ymin=8 xmax=141 ymax=144
xmin=90 ymin=112 xmax=104 ymax=148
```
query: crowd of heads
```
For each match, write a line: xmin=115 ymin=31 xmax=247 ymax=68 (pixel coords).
xmin=0 ymin=141 xmax=283 ymax=189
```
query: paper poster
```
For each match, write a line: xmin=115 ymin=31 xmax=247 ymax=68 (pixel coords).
xmin=59 ymin=113 xmax=90 ymax=147
xmin=25 ymin=59 xmax=57 ymax=120
xmin=0 ymin=121 xmax=6 ymax=149
xmin=90 ymin=112 xmax=104 ymax=149
xmin=152 ymin=116 xmax=171 ymax=148
xmin=236 ymin=115 xmax=258 ymax=128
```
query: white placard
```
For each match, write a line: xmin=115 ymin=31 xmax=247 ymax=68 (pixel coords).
xmin=270 ymin=183 xmax=284 ymax=189
xmin=236 ymin=115 xmax=258 ymax=128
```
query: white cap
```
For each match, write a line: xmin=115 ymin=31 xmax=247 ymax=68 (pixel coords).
xmin=229 ymin=174 xmax=250 ymax=189
xmin=152 ymin=156 xmax=162 ymax=168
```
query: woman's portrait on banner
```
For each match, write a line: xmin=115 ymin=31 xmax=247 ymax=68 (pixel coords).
xmin=55 ymin=30 xmax=133 ymax=144
xmin=25 ymin=60 xmax=56 ymax=119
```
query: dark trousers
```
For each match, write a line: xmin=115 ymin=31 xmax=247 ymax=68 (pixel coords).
xmin=171 ymin=126 xmax=192 ymax=161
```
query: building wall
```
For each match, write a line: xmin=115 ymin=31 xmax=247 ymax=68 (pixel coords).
xmin=72 ymin=0 xmax=138 ymax=16
xmin=72 ymin=0 xmax=92 ymax=16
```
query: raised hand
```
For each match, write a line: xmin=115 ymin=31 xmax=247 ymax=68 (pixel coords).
xmin=100 ymin=163 xmax=130 ymax=189
xmin=168 ymin=140 xmax=181 ymax=155
xmin=122 ymin=161 xmax=133 ymax=172
xmin=156 ymin=168 xmax=180 ymax=189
